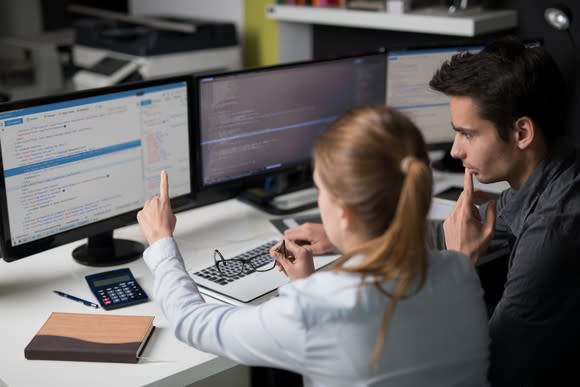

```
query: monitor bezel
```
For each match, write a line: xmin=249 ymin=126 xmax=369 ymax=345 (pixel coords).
xmin=0 ymin=75 xmax=196 ymax=261
xmin=193 ymin=50 xmax=387 ymax=191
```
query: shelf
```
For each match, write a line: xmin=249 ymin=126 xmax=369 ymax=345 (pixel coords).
xmin=266 ymin=5 xmax=517 ymax=37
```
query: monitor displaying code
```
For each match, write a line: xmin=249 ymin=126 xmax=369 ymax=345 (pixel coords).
xmin=386 ymin=46 xmax=482 ymax=146
xmin=197 ymin=54 xmax=386 ymax=186
xmin=0 ymin=81 xmax=191 ymax=246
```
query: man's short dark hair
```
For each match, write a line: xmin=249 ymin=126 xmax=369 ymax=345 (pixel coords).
xmin=429 ymin=37 xmax=568 ymax=144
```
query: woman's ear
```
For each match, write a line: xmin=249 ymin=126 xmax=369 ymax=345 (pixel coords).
xmin=514 ymin=116 xmax=535 ymax=150
xmin=338 ymin=202 xmax=358 ymax=232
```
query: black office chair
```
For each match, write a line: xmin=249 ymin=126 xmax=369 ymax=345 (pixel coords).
xmin=251 ymin=367 xmax=303 ymax=387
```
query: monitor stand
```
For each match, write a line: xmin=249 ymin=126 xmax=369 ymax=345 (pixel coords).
xmin=431 ymin=150 xmax=464 ymax=173
xmin=72 ymin=231 xmax=144 ymax=267
xmin=239 ymin=186 xmax=318 ymax=215
xmin=238 ymin=173 xmax=317 ymax=215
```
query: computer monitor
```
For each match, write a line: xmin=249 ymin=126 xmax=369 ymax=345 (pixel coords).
xmin=386 ymin=40 xmax=542 ymax=171
xmin=386 ymin=44 xmax=484 ymax=151
xmin=0 ymin=75 xmax=194 ymax=266
xmin=195 ymin=52 xmax=386 ymax=213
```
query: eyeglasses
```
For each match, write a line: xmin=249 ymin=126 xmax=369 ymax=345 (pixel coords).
xmin=213 ymin=249 xmax=277 ymax=277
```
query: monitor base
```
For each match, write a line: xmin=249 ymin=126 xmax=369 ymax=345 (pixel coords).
xmin=238 ymin=186 xmax=318 ymax=215
xmin=72 ymin=231 xmax=144 ymax=267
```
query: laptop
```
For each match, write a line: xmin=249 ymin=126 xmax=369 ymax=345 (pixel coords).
xmin=190 ymin=235 xmax=339 ymax=305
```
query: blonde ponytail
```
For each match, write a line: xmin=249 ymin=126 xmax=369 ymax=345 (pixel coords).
xmin=369 ymin=157 xmax=432 ymax=365
xmin=313 ymin=105 xmax=433 ymax=368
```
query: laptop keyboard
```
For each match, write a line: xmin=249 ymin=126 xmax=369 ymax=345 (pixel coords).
xmin=193 ymin=240 xmax=277 ymax=286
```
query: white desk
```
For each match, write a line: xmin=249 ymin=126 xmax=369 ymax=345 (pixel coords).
xmin=0 ymin=199 xmax=286 ymax=387
xmin=0 ymin=171 xmax=508 ymax=387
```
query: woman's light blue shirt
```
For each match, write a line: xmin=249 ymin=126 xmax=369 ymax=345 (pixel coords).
xmin=144 ymin=237 xmax=489 ymax=387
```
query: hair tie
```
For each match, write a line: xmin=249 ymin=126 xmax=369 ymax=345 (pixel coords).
xmin=400 ymin=156 xmax=415 ymax=174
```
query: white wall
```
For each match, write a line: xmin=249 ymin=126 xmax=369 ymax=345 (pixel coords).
xmin=129 ymin=0 xmax=244 ymax=36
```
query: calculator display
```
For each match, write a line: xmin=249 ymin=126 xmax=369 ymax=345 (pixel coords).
xmin=92 ymin=275 xmax=132 ymax=287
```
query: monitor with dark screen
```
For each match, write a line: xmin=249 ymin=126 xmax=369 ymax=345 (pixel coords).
xmin=0 ymin=75 xmax=194 ymax=265
xmin=195 ymin=52 xmax=386 ymax=212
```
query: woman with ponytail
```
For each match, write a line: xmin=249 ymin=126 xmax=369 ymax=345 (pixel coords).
xmin=138 ymin=106 xmax=490 ymax=387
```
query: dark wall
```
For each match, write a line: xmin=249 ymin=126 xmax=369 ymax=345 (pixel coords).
xmin=41 ymin=0 xmax=128 ymax=31
xmin=313 ymin=0 xmax=580 ymax=146
xmin=515 ymin=0 xmax=580 ymax=146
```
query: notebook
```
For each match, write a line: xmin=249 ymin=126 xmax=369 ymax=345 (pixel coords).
xmin=24 ymin=312 xmax=155 ymax=363
xmin=190 ymin=236 xmax=339 ymax=305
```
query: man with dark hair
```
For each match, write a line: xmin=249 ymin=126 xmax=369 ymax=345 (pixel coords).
xmin=428 ymin=37 xmax=580 ymax=386
xmin=285 ymin=37 xmax=580 ymax=385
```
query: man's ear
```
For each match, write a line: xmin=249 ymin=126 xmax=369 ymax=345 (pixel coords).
xmin=514 ymin=116 xmax=535 ymax=150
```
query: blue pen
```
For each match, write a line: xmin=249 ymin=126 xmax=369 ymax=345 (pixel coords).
xmin=53 ymin=290 xmax=99 ymax=309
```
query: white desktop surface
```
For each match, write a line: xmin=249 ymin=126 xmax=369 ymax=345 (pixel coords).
xmin=0 ymin=199 xmax=285 ymax=387
xmin=0 ymin=171 xmax=509 ymax=387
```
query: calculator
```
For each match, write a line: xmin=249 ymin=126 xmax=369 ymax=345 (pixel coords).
xmin=85 ymin=268 xmax=148 ymax=310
